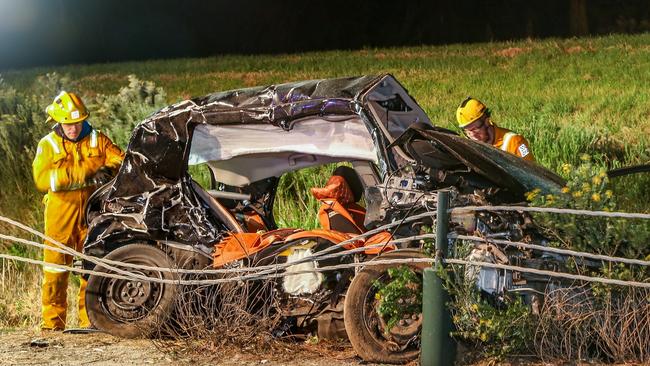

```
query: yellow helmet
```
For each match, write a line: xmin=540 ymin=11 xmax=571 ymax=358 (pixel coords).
xmin=46 ymin=91 xmax=89 ymax=124
xmin=456 ymin=97 xmax=488 ymax=128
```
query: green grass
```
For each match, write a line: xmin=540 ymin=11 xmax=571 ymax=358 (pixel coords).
xmin=4 ymin=33 xmax=650 ymax=172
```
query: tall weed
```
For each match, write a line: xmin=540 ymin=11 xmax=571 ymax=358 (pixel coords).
xmin=274 ymin=164 xmax=338 ymax=229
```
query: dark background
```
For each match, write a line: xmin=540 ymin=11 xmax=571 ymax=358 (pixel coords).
xmin=1 ymin=0 xmax=649 ymax=70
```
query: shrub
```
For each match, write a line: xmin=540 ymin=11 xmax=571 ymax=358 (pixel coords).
xmin=91 ymin=74 xmax=167 ymax=149
xmin=529 ymin=155 xmax=650 ymax=276
xmin=528 ymin=156 xmax=649 ymax=362
xmin=442 ymin=241 xmax=535 ymax=359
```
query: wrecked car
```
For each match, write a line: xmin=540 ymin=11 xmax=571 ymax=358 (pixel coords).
xmin=82 ymin=74 xmax=566 ymax=364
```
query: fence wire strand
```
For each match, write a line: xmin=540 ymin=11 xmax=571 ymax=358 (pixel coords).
xmin=452 ymin=234 xmax=650 ymax=267
xmin=3 ymin=251 xmax=649 ymax=288
xmin=2 ymin=204 xmax=649 ymax=288
xmin=450 ymin=205 xmax=650 ymax=220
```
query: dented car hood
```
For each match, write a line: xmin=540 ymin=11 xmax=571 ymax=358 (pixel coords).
xmin=395 ymin=124 xmax=565 ymax=200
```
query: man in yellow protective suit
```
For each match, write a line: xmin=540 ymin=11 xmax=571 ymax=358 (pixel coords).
xmin=456 ymin=97 xmax=535 ymax=162
xmin=32 ymin=91 xmax=125 ymax=330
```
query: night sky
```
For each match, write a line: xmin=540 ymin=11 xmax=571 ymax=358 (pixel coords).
xmin=1 ymin=0 xmax=649 ymax=70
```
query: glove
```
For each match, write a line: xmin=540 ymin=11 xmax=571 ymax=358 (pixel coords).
xmin=86 ymin=167 xmax=115 ymax=187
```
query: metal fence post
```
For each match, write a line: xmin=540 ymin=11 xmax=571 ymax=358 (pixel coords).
xmin=421 ymin=190 xmax=456 ymax=365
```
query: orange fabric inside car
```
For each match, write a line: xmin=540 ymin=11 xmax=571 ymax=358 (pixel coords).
xmin=213 ymin=171 xmax=396 ymax=268
xmin=311 ymin=175 xmax=355 ymax=204
xmin=213 ymin=228 xmax=298 ymax=267
xmin=243 ymin=210 xmax=267 ymax=232
xmin=286 ymin=229 xmax=395 ymax=254
xmin=213 ymin=228 xmax=394 ymax=267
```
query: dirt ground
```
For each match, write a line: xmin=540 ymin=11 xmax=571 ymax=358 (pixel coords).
xmin=0 ymin=329 xmax=554 ymax=366
xmin=0 ymin=329 xmax=363 ymax=366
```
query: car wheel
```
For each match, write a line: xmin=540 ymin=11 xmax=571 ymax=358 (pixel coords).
xmin=344 ymin=249 xmax=428 ymax=364
xmin=85 ymin=243 xmax=179 ymax=338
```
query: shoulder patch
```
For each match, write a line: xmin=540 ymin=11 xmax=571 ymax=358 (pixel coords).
xmin=518 ymin=144 xmax=530 ymax=157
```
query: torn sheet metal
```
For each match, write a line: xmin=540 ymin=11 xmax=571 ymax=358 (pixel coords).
xmin=391 ymin=124 xmax=565 ymax=200
xmin=83 ymin=73 xmax=564 ymax=260
xmin=84 ymin=75 xmax=395 ymax=257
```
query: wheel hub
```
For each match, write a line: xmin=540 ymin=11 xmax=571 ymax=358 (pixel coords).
xmin=118 ymin=280 xmax=151 ymax=307
xmin=103 ymin=270 xmax=162 ymax=322
xmin=380 ymin=311 xmax=422 ymax=345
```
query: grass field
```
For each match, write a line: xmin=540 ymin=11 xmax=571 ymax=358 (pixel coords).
xmin=4 ymin=33 xmax=650 ymax=171
xmin=1 ymin=33 xmax=649 ymax=331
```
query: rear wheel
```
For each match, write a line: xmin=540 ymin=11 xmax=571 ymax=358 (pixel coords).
xmin=344 ymin=249 xmax=429 ymax=364
xmin=85 ymin=243 xmax=179 ymax=338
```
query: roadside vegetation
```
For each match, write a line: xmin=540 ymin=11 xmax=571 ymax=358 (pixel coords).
xmin=1 ymin=33 xmax=649 ymax=362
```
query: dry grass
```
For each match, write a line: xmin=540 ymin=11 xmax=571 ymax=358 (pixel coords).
xmin=0 ymin=259 xmax=81 ymax=330
xmin=150 ymin=274 xmax=285 ymax=362
xmin=0 ymin=259 xmax=41 ymax=329
xmin=535 ymin=286 xmax=650 ymax=364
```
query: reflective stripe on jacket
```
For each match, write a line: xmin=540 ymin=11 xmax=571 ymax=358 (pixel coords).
xmin=492 ymin=126 xmax=535 ymax=162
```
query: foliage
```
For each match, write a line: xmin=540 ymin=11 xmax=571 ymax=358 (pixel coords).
xmin=91 ymin=74 xmax=167 ymax=149
xmin=528 ymin=155 xmax=650 ymax=279
xmin=453 ymin=295 xmax=534 ymax=358
xmin=373 ymin=266 xmax=422 ymax=333
xmin=440 ymin=242 xmax=535 ymax=359
xmin=527 ymin=157 xmax=649 ymax=361
xmin=274 ymin=164 xmax=338 ymax=229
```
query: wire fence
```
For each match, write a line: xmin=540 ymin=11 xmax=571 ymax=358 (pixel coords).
xmin=1 ymin=204 xmax=648 ymax=288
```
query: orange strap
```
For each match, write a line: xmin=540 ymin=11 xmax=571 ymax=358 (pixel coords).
xmin=317 ymin=200 xmax=366 ymax=233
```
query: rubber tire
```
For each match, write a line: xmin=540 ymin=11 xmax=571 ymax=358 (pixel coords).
xmin=344 ymin=249 xmax=429 ymax=364
xmin=85 ymin=243 xmax=179 ymax=338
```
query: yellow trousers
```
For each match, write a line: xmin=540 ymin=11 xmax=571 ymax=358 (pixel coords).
xmin=41 ymin=189 xmax=92 ymax=330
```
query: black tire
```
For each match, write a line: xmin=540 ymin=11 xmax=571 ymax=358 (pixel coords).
xmin=344 ymin=249 xmax=429 ymax=364
xmin=85 ymin=243 xmax=179 ymax=338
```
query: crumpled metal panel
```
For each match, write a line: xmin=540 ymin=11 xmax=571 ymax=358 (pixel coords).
xmin=83 ymin=73 xmax=565 ymax=258
xmin=84 ymin=75 xmax=386 ymax=257
xmin=393 ymin=124 xmax=565 ymax=200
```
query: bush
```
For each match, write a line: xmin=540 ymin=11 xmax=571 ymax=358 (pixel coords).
xmin=528 ymin=156 xmax=649 ymax=362
xmin=91 ymin=75 xmax=167 ymax=149
xmin=528 ymin=155 xmax=650 ymax=277
xmin=442 ymin=242 xmax=535 ymax=359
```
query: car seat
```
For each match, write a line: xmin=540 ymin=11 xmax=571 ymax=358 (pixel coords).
xmin=310 ymin=166 xmax=367 ymax=234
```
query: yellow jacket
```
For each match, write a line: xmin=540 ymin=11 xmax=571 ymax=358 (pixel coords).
xmin=33 ymin=129 xmax=124 ymax=193
xmin=492 ymin=126 xmax=535 ymax=162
